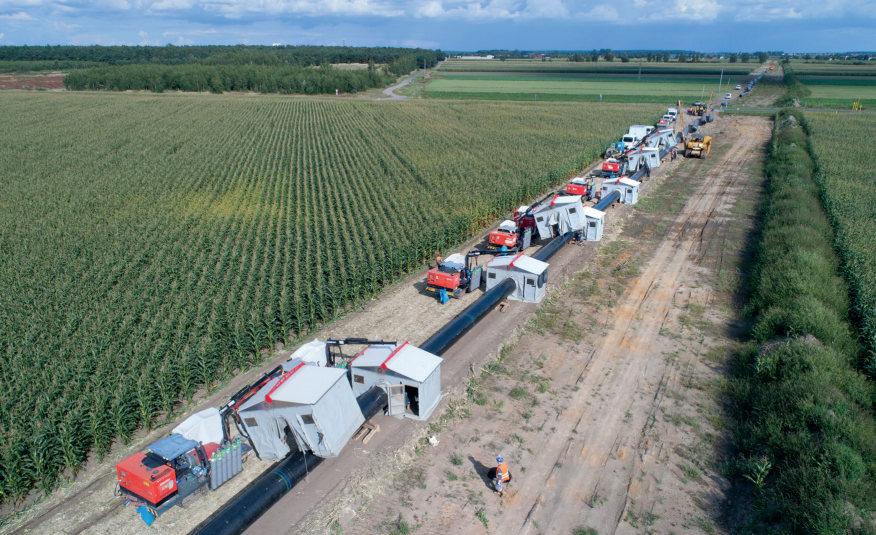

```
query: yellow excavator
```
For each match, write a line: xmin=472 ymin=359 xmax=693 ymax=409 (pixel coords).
xmin=684 ymin=135 xmax=712 ymax=159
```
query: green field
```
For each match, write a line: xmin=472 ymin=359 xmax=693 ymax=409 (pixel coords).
xmin=440 ymin=58 xmax=761 ymax=74
xmin=420 ymin=63 xmax=752 ymax=103
xmin=0 ymin=92 xmax=657 ymax=500
xmin=809 ymin=111 xmax=876 ymax=369
xmin=790 ymin=61 xmax=876 ymax=76
xmin=785 ymin=62 xmax=876 ymax=108
xmin=728 ymin=110 xmax=876 ymax=534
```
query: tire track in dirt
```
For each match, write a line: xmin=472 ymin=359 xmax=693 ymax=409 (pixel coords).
xmin=489 ymin=117 xmax=769 ymax=535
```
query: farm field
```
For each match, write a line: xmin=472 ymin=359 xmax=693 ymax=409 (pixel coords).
xmin=808 ymin=111 xmax=876 ymax=371
xmin=440 ymin=58 xmax=761 ymax=74
xmin=790 ymin=61 xmax=876 ymax=76
xmin=423 ymin=73 xmax=745 ymax=103
xmin=419 ymin=62 xmax=753 ymax=103
xmin=802 ymin=81 xmax=876 ymax=108
xmin=789 ymin=62 xmax=876 ymax=108
xmin=0 ymin=91 xmax=658 ymax=502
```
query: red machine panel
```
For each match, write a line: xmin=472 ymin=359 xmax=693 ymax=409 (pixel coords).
xmin=116 ymin=451 xmax=177 ymax=506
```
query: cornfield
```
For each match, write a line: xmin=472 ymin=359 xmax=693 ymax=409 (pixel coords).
xmin=0 ymin=91 xmax=655 ymax=501
xmin=808 ymin=111 xmax=876 ymax=374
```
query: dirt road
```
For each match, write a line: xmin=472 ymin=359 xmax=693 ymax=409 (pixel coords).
xmin=332 ymin=115 xmax=770 ymax=535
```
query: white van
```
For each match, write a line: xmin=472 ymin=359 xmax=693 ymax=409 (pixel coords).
xmin=666 ymin=107 xmax=678 ymax=119
xmin=622 ymin=124 xmax=654 ymax=149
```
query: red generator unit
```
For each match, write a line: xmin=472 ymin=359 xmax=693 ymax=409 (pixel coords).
xmin=424 ymin=252 xmax=483 ymax=302
xmin=563 ymin=177 xmax=591 ymax=198
xmin=116 ymin=434 xmax=219 ymax=525
xmin=601 ymin=158 xmax=621 ymax=175
xmin=486 ymin=220 xmax=519 ymax=251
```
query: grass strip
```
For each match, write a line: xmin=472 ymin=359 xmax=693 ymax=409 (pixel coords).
xmin=726 ymin=109 xmax=876 ymax=533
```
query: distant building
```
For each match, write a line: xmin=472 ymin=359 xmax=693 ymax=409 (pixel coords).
xmin=456 ymin=55 xmax=495 ymax=60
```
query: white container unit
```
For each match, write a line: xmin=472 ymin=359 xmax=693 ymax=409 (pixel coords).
xmin=485 ymin=253 xmax=549 ymax=304
xmin=237 ymin=360 xmax=364 ymax=460
xmin=602 ymin=177 xmax=640 ymax=205
xmin=582 ymin=206 xmax=605 ymax=241
xmin=350 ymin=342 xmax=443 ymax=421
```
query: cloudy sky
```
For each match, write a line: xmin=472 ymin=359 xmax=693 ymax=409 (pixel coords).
xmin=0 ymin=0 xmax=874 ymax=51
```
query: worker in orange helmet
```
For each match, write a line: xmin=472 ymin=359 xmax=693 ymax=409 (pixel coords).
xmin=493 ymin=455 xmax=511 ymax=496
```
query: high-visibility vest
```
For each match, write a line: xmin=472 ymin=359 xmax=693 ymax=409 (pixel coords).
xmin=496 ymin=462 xmax=510 ymax=482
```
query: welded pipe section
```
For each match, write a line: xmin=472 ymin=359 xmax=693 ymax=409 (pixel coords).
xmin=190 ymin=388 xmax=388 ymax=535
xmin=630 ymin=166 xmax=648 ymax=181
xmin=532 ymin=232 xmax=572 ymax=262
xmin=420 ymin=278 xmax=516 ymax=356
xmin=594 ymin=190 xmax=621 ymax=211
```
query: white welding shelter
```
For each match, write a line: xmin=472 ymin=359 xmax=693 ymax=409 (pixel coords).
xmin=485 ymin=253 xmax=548 ymax=303
xmin=627 ymin=147 xmax=661 ymax=173
xmin=602 ymin=177 xmax=640 ymax=205
xmin=645 ymin=128 xmax=678 ymax=151
xmin=349 ymin=342 xmax=443 ymax=421
xmin=237 ymin=360 xmax=364 ymax=460
xmin=533 ymin=195 xmax=585 ymax=239
xmin=582 ymin=206 xmax=605 ymax=241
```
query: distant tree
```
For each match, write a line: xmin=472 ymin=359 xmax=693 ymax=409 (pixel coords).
xmin=620 ymin=55 xmax=629 ymax=63
xmin=729 ymin=54 xmax=738 ymax=63
xmin=756 ymin=51 xmax=768 ymax=63
xmin=740 ymin=52 xmax=751 ymax=62
xmin=604 ymin=50 xmax=614 ymax=62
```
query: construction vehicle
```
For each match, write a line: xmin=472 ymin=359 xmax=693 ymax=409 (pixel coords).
xmin=116 ymin=434 xmax=230 ymax=525
xmin=424 ymin=251 xmax=483 ymax=302
xmin=561 ymin=177 xmax=594 ymax=200
xmin=687 ymin=101 xmax=707 ymax=116
xmin=684 ymin=135 xmax=712 ymax=159
xmin=486 ymin=220 xmax=520 ymax=251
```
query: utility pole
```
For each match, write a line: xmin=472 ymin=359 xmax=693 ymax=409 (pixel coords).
xmin=718 ymin=68 xmax=724 ymax=92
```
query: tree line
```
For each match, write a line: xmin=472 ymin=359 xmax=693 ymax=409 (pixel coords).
xmin=0 ymin=45 xmax=443 ymax=68
xmin=0 ymin=45 xmax=445 ymax=95
xmin=63 ymin=63 xmax=393 ymax=94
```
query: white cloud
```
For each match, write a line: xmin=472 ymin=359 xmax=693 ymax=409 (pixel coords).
xmin=526 ymin=0 xmax=568 ymax=18
xmin=416 ymin=0 xmax=572 ymax=20
xmin=674 ymin=0 xmax=719 ymax=21
xmin=150 ymin=0 xmax=196 ymax=9
xmin=417 ymin=0 xmax=444 ymax=17
xmin=577 ymin=3 xmax=618 ymax=21
xmin=0 ymin=10 xmax=32 ymax=20
xmin=198 ymin=0 xmax=404 ymax=18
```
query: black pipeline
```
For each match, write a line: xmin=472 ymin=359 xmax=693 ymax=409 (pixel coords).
xmin=189 ymin=387 xmax=388 ymax=535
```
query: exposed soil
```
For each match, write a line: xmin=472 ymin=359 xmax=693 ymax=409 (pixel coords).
xmin=0 ymin=73 xmax=65 ymax=90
